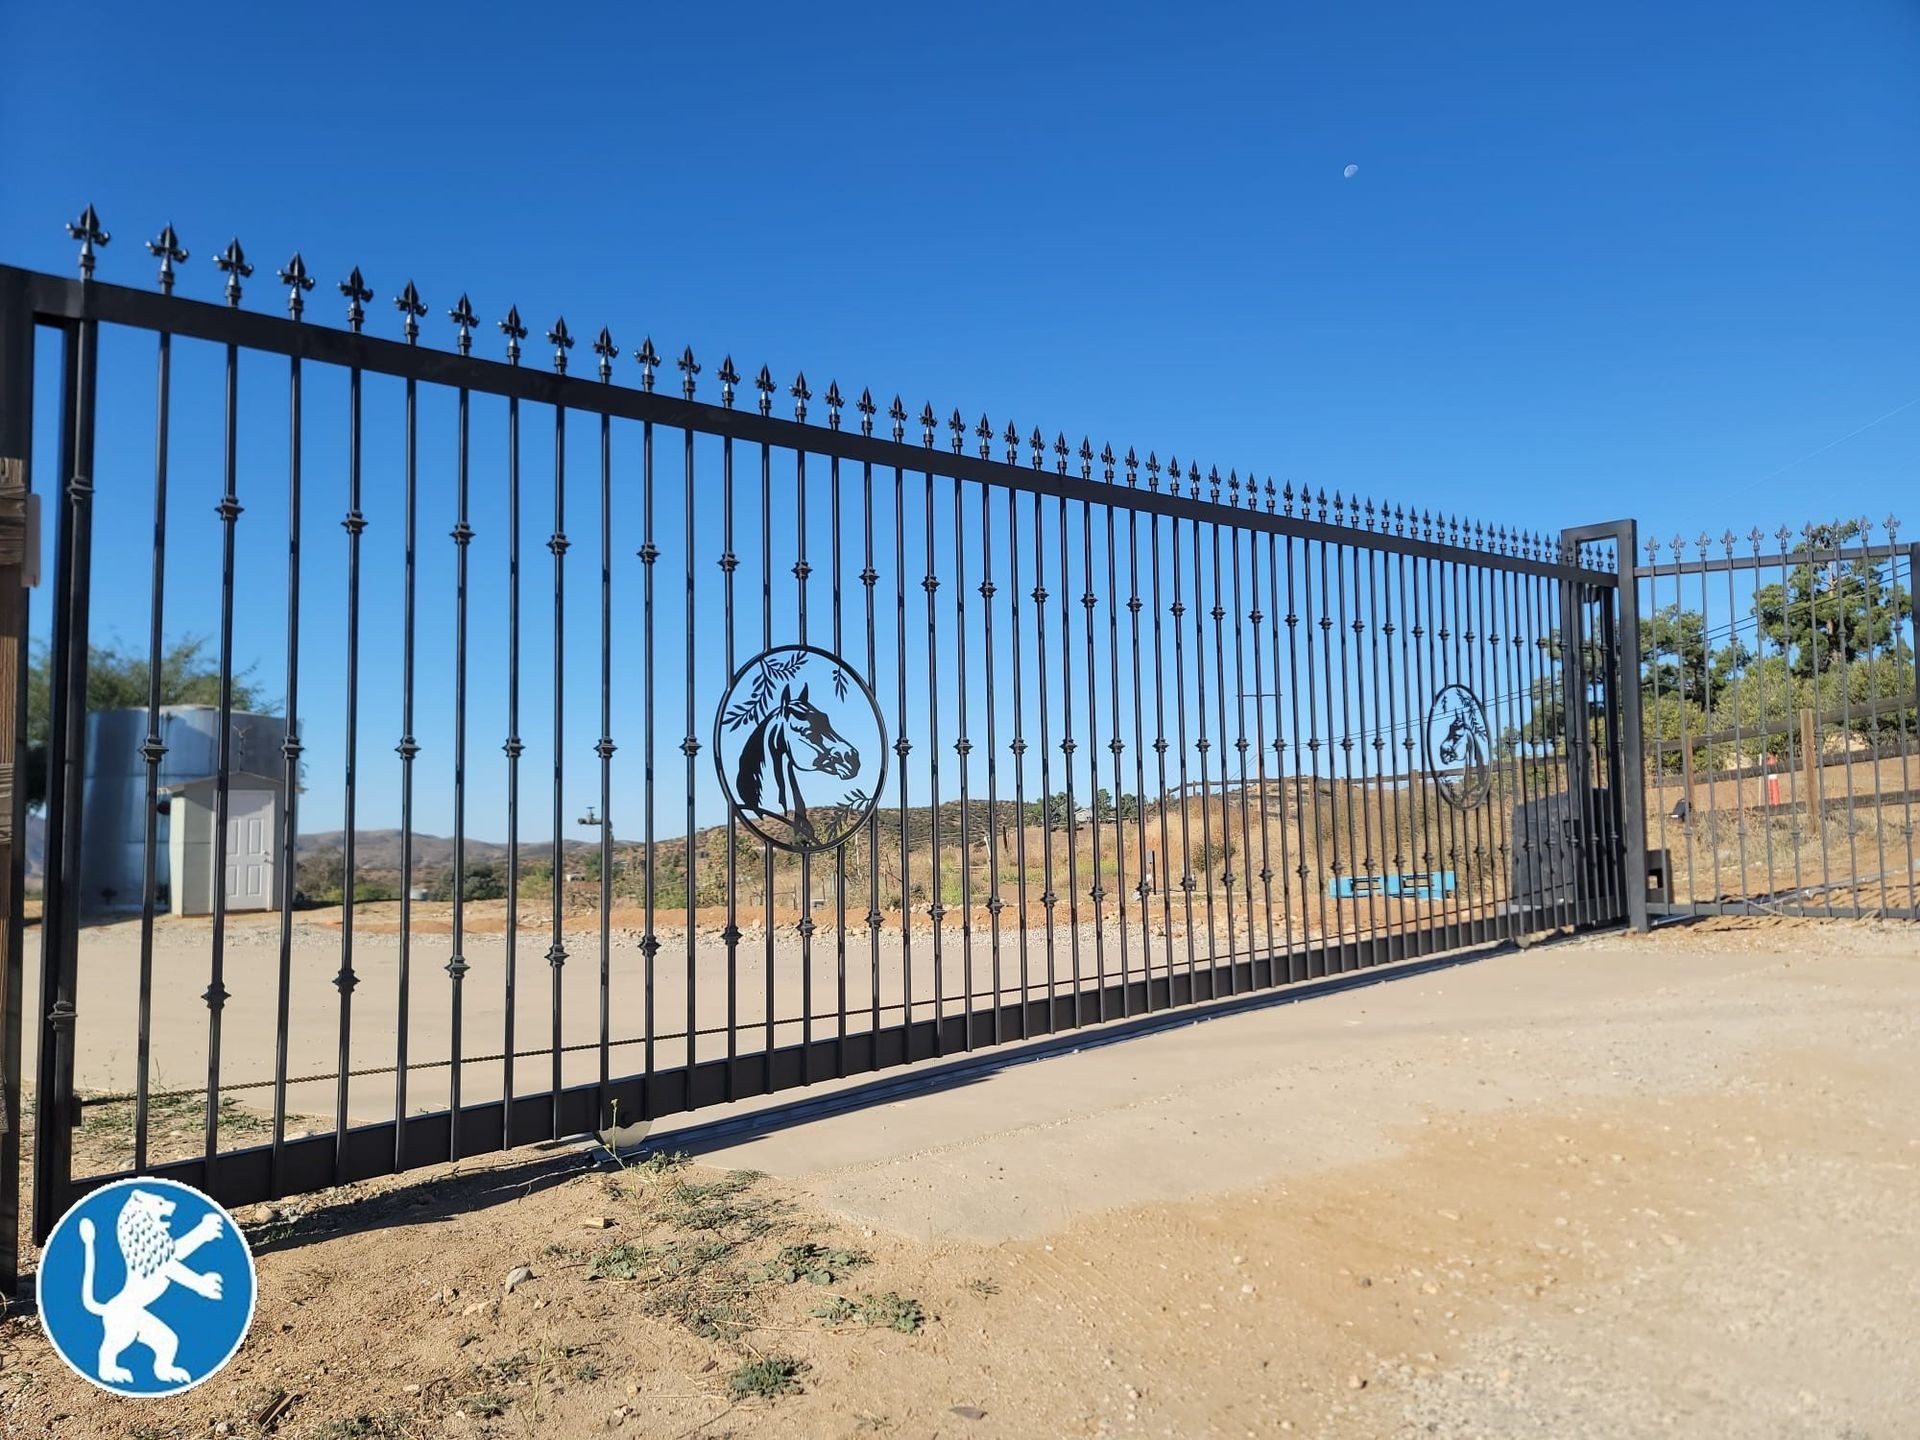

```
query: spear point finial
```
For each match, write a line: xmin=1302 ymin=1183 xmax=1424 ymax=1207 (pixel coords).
xmin=593 ymin=326 xmax=620 ymax=381
xmin=68 ymin=204 xmax=109 ymax=279
xmin=498 ymin=303 xmax=527 ymax=362
xmin=547 ymin=316 xmax=574 ymax=374
xmin=147 ymin=222 xmax=188 ymax=293
xmin=394 ymin=280 xmax=426 ymax=342
xmin=215 ymin=237 xmax=253 ymax=307
xmin=278 ymin=252 xmax=315 ymax=319
xmin=448 ymin=292 xmax=478 ymax=353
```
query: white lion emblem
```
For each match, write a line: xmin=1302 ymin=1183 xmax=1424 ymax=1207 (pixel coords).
xmin=75 ymin=1188 xmax=226 ymax=1385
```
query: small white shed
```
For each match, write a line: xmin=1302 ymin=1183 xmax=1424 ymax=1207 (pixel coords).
xmin=163 ymin=771 xmax=283 ymax=917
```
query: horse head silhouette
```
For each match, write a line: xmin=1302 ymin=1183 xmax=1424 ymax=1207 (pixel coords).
xmin=735 ymin=682 xmax=859 ymax=845
xmin=1437 ymin=706 xmax=1486 ymax=768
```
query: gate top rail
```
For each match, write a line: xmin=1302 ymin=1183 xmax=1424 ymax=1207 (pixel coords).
xmin=1635 ymin=525 xmax=1907 ymax=578
xmin=0 ymin=255 xmax=1609 ymax=584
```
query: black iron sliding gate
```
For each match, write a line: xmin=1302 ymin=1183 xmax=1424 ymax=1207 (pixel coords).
xmin=0 ymin=211 xmax=1640 ymax=1291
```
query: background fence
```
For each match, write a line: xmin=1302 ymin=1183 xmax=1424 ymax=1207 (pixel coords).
xmin=1635 ymin=524 xmax=1917 ymax=920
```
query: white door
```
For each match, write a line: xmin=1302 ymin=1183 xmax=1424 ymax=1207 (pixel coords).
xmin=224 ymin=789 xmax=275 ymax=911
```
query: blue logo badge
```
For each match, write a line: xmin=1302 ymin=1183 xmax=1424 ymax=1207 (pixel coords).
xmin=37 ymin=1177 xmax=257 ymax=1396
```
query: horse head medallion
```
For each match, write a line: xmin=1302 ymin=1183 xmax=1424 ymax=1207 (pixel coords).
xmin=1426 ymin=683 xmax=1492 ymax=810
xmin=716 ymin=646 xmax=887 ymax=854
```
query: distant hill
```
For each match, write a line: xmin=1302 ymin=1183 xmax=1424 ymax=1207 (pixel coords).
xmin=298 ymin=829 xmax=602 ymax=873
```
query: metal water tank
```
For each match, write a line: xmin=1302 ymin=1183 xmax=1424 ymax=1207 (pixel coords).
xmin=77 ymin=706 xmax=289 ymax=917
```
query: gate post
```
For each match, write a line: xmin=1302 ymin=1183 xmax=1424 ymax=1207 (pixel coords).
xmin=0 ymin=268 xmax=32 ymax=1298
xmin=1561 ymin=519 xmax=1649 ymax=932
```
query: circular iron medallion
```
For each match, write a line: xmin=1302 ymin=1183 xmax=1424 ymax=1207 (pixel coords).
xmin=1425 ymin=683 xmax=1492 ymax=811
xmin=714 ymin=645 xmax=888 ymax=854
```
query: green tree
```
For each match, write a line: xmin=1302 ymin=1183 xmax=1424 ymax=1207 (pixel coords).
xmin=26 ymin=635 xmax=266 ymax=809
xmin=426 ymin=860 xmax=508 ymax=902
xmin=1639 ymin=604 xmax=1747 ymax=703
xmin=1752 ymin=522 xmax=1913 ymax=678
xmin=1808 ymin=649 xmax=1919 ymax=743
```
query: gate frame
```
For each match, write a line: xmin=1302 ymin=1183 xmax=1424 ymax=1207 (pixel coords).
xmin=0 ymin=255 xmax=1649 ymax=1295
xmin=0 ymin=266 xmax=34 ymax=1299
xmin=1561 ymin=518 xmax=1649 ymax=934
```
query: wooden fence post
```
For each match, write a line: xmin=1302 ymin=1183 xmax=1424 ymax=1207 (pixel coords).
xmin=1800 ymin=707 xmax=1821 ymax=821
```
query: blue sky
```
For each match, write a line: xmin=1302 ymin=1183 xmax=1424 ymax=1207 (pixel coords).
xmin=3 ymin=1 xmax=1917 ymax=845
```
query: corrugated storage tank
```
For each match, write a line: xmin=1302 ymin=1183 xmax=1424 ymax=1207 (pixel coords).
xmin=77 ymin=706 xmax=288 ymax=917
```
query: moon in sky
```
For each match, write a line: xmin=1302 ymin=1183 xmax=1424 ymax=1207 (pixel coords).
xmin=1343 ymin=163 xmax=1360 ymax=178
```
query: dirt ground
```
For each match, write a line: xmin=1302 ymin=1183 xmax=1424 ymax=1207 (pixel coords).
xmin=24 ymin=893 xmax=1513 ymax=1154
xmin=3 ymin=916 xmax=1917 ymax=1439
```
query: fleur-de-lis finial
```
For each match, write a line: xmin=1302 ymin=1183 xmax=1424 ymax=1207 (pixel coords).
xmin=1004 ymin=420 xmax=1020 ymax=464
xmin=755 ymin=364 xmax=775 ymax=415
xmin=68 ymin=204 xmax=109 ymax=280
xmin=394 ymin=280 xmax=426 ymax=343
xmin=975 ymin=413 xmax=993 ymax=458
xmin=146 ymin=223 xmax=188 ymax=294
xmin=593 ymin=326 xmax=619 ymax=381
xmin=499 ymin=304 xmax=527 ymax=364
xmin=216 ymin=238 xmax=253 ymax=308
xmin=448 ymin=293 xmax=478 ymax=354
xmin=1208 ymin=465 xmax=1221 ymax=502
xmin=791 ymin=371 xmax=811 ymax=421
xmin=949 ymin=408 xmax=967 ymax=453
xmin=1031 ymin=427 xmax=1047 ymax=469
xmin=858 ymin=387 xmax=877 ymax=436
xmin=635 ymin=336 xmax=659 ymax=391
xmin=1079 ymin=436 xmax=1093 ymax=479
xmin=278 ymin=252 xmax=315 ymax=320
xmin=340 ymin=266 xmax=373 ymax=332
xmin=825 ymin=379 xmax=844 ymax=429
xmin=1124 ymin=447 xmax=1139 ymax=485
xmin=718 ymin=354 xmax=739 ymax=407
xmin=888 ymin=395 xmax=906 ymax=442
xmin=548 ymin=316 xmax=574 ymax=374
xmin=679 ymin=345 xmax=701 ymax=400
xmin=919 ymin=402 xmax=938 ymax=445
